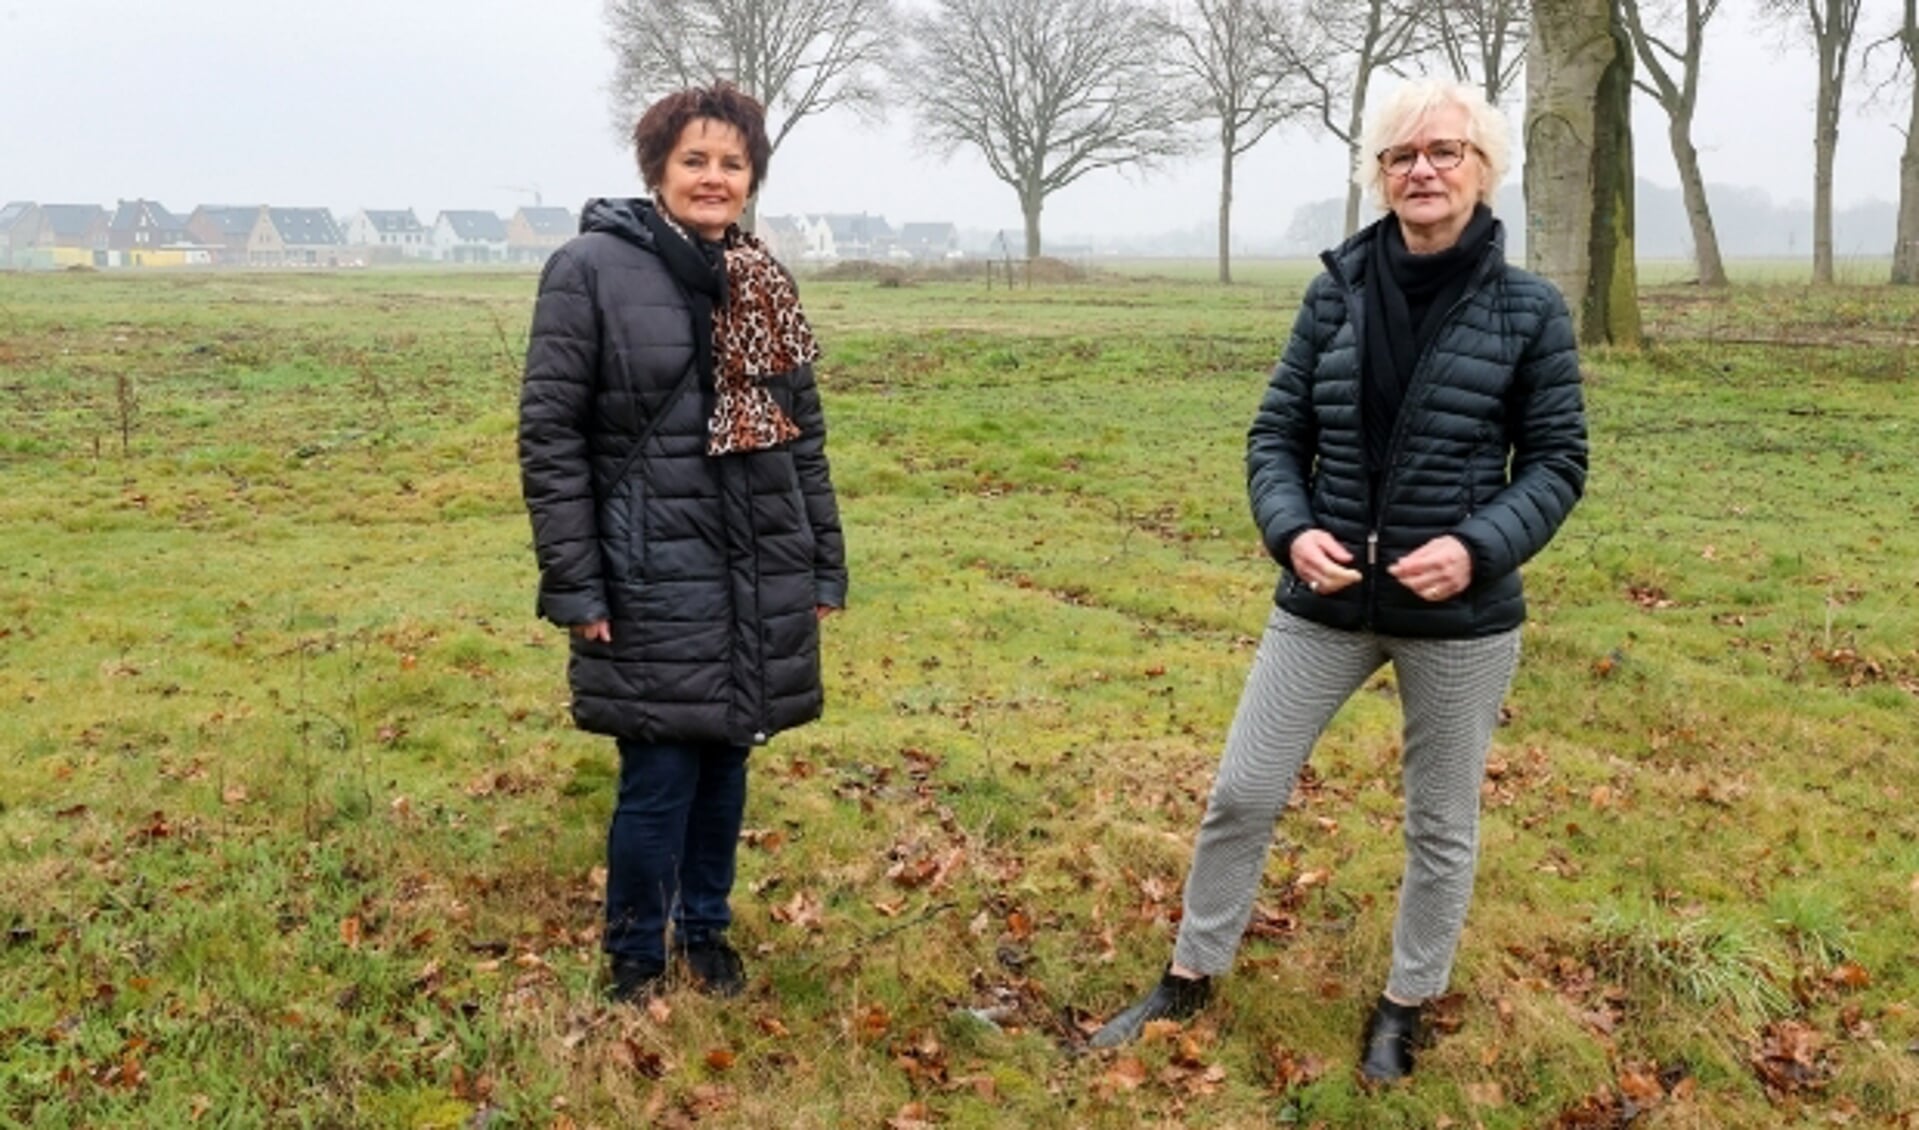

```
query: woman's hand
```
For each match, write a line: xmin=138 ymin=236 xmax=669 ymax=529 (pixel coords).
xmin=1389 ymin=536 xmax=1473 ymax=601
xmin=1290 ymin=529 xmax=1364 ymax=595
xmin=815 ymin=605 xmax=840 ymax=622
xmin=571 ymin=620 xmax=612 ymax=642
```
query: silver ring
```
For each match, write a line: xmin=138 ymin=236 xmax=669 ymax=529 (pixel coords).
xmin=1308 ymin=579 xmax=1320 ymax=592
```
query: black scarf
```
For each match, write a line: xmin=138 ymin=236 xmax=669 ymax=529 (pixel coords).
xmin=639 ymin=202 xmax=727 ymax=395
xmin=1361 ymin=203 xmax=1495 ymax=490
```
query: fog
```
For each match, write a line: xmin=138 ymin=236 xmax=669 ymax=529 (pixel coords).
xmin=1 ymin=0 xmax=1908 ymax=251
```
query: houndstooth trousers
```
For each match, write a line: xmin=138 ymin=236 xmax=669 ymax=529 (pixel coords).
xmin=1173 ymin=607 xmax=1521 ymax=1001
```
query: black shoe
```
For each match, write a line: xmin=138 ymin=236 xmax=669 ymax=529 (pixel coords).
xmin=1358 ymin=996 xmax=1424 ymax=1082
xmin=1086 ymin=967 xmax=1213 ymax=1049
xmin=607 ymin=956 xmax=667 ymax=1004
xmin=679 ymin=938 xmax=747 ymax=997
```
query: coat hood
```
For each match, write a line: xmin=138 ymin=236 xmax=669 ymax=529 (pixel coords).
xmin=580 ymin=197 xmax=658 ymax=250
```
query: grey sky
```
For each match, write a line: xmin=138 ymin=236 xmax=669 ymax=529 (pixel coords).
xmin=1 ymin=0 xmax=1906 ymax=240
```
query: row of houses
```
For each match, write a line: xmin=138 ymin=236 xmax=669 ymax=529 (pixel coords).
xmin=0 ymin=200 xmax=577 ymax=269
xmin=0 ymin=198 xmax=966 ymax=270
xmin=759 ymin=213 xmax=960 ymax=264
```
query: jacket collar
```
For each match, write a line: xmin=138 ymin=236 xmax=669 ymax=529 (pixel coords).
xmin=1322 ymin=211 xmax=1508 ymax=291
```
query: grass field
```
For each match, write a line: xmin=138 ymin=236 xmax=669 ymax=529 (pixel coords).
xmin=1 ymin=262 xmax=1915 ymax=1128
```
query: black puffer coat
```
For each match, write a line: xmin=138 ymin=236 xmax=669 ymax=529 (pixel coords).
xmin=1249 ymin=216 xmax=1586 ymax=638
xmin=518 ymin=198 xmax=847 ymax=745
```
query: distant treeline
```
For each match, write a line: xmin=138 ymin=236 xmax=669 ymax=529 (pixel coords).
xmin=1033 ymin=182 xmax=1898 ymax=260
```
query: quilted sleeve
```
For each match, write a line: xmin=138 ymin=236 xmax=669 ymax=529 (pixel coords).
xmin=518 ymin=247 xmax=607 ymax=626
xmin=1453 ymin=280 xmax=1588 ymax=579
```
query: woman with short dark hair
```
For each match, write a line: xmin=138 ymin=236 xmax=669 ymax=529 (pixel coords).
xmin=1087 ymin=79 xmax=1586 ymax=1083
xmin=519 ymin=81 xmax=846 ymax=1003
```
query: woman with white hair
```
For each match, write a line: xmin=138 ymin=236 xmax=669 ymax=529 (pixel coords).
xmin=1087 ymin=80 xmax=1588 ymax=1083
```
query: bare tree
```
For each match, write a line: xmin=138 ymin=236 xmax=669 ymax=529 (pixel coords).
xmin=605 ymin=0 xmax=896 ymax=228
xmin=1527 ymin=0 xmax=1641 ymax=346
xmin=1889 ymin=0 xmax=1919 ymax=282
xmin=1620 ymin=0 xmax=1726 ymax=286
xmin=1271 ymin=0 xmax=1431 ymax=236
xmin=899 ymin=0 xmax=1189 ymax=259
xmin=1426 ymin=0 xmax=1532 ymax=107
xmin=1760 ymin=0 xmax=1864 ymax=283
xmin=1153 ymin=0 xmax=1309 ymax=283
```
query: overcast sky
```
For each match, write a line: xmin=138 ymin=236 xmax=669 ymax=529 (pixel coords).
xmin=1 ymin=0 xmax=1907 ymax=240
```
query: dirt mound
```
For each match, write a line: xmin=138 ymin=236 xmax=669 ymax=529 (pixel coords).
xmin=1024 ymin=256 xmax=1087 ymax=283
xmin=813 ymin=259 xmax=908 ymax=285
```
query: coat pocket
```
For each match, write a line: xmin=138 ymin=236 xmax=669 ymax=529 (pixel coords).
xmin=596 ymin=475 xmax=648 ymax=586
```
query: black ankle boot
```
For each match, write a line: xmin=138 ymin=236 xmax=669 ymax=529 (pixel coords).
xmin=607 ymin=956 xmax=667 ymax=1004
xmin=678 ymin=938 xmax=747 ymax=997
xmin=1358 ymin=996 xmax=1424 ymax=1082
xmin=1086 ymin=967 xmax=1212 ymax=1049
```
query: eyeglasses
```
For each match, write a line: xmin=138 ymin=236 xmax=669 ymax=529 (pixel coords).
xmin=1376 ymin=139 xmax=1478 ymax=177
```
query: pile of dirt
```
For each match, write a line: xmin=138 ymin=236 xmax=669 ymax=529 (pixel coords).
xmin=1024 ymin=256 xmax=1087 ymax=283
xmin=813 ymin=259 xmax=908 ymax=285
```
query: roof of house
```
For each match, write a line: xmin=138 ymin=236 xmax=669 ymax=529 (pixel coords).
xmin=39 ymin=204 xmax=108 ymax=238
xmin=758 ymin=215 xmax=805 ymax=237
xmin=360 ymin=209 xmax=425 ymax=234
xmin=268 ymin=208 xmax=345 ymax=245
xmin=514 ymin=207 xmax=575 ymax=236
xmin=110 ymin=199 xmax=186 ymax=233
xmin=817 ymin=213 xmax=893 ymax=242
xmin=898 ymin=222 xmax=956 ymax=244
xmin=189 ymin=206 xmax=262 ymax=236
xmin=439 ymin=211 xmax=508 ymax=241
xmin=0 ymin=201 xmax=35 ymax=234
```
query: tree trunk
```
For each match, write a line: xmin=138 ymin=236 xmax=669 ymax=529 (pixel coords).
xmin=1218 ymin=132 xmax=1235 ymax=285
xmin=1669 ymin=121 xmax=1726 ymax=286
xmin=1895 ymin=61 xmax=1919 ymax=283
xmin=1814 ymin=69 xmax=1838 ymax=283
xmin=1342 ymin=104 xmax=1367 ymax=236
xmin=1021 ymin=191 xmax=1043 ymax=260
xmin=1525 ymin=0 xmax=1641 ymax=348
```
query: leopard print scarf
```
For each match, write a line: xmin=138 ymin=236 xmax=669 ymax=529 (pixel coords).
xmin=707 ymin=225 xmax=819 ymax=455
xmin=651 ymin=208 xmax=820 ymax=456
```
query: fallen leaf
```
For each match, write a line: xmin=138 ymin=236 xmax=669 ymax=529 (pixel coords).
xmin=885 ymin=1101 xmax=936 ymax=1130
xmin=770 ymin=890 xmax=824 ymax=931
xmin=1267 ymin=1045 xmax=1328 ymax=1092
xmin=339 ymin=916 xmax=363 ymax=950
xmin=1828 ymin=962 xmax=1870 ymax=990
xmin=1141 ymin=1018 xmax=1183 ymax=1043
xmin=704 ymin=1048 xmax=736 ymax=1072
xmin=1618 ymin=1066 xmax=1664 ymax=1109
xmin=1100 ymin=1056 xmax=1149 ymax=1093
xmin=854 ymin=1004 xmax=891 ymax=1042
xmin=612 ymin=1038 xmax=665 ymax=1078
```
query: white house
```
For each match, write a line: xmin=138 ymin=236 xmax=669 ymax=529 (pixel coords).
xmin=897 ymin=222 xmax=960 ymax=261
xmin=342 ymin=209 xmax=432 ymax=261
xmin=807 ymin=213 xmax=894 ymax=261
xmin=432 ymin=210 xmax=509 ymax=263
xmin=756 ymin=214 xmax=809 ymax=265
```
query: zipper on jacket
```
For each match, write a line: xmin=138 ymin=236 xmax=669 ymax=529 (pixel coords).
xmin=1332 ymin=226 xmax=1501 ymax=628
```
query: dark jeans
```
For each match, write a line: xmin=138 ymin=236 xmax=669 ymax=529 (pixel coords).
xmin=604 ymin=740 xmax=750 ymax=965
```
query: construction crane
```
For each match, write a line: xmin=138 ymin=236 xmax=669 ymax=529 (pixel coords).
xmin=498 ymin=184 xmax=544 ymax=208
